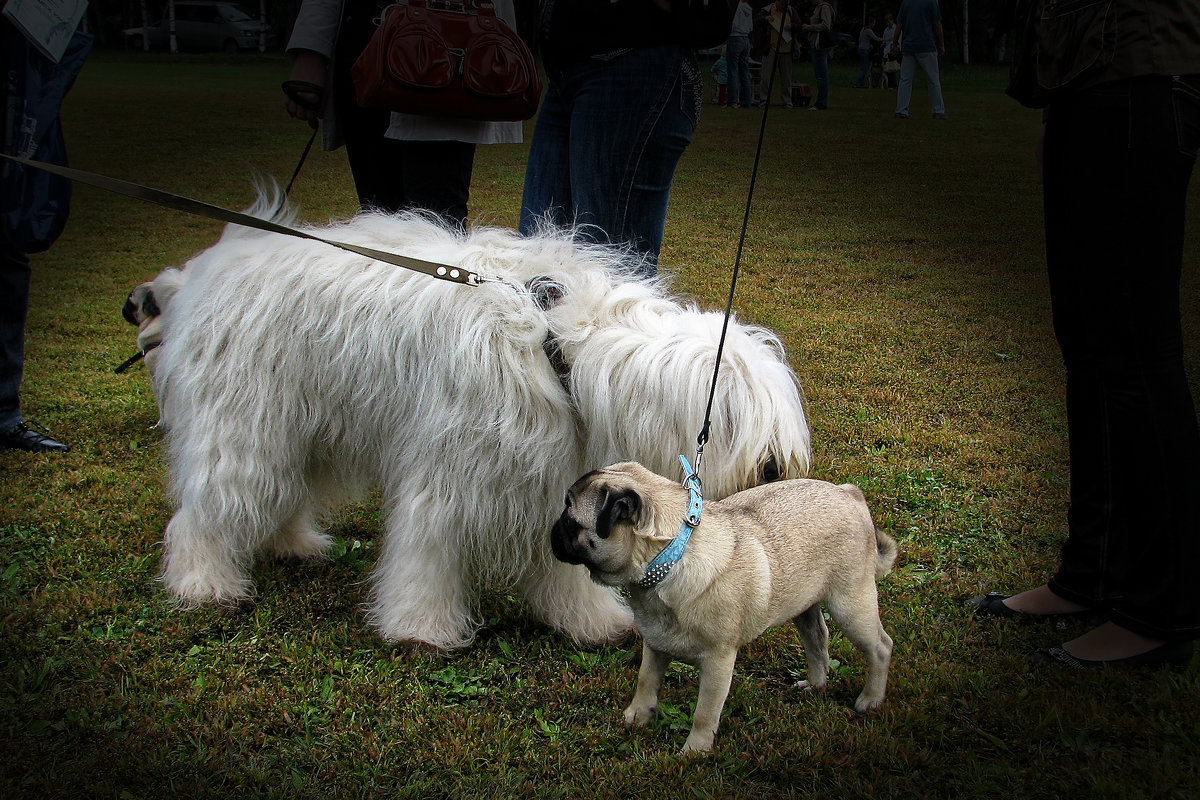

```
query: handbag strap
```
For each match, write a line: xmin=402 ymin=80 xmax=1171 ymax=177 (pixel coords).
xmin=380 ymin=0 xmax=499 ymax=21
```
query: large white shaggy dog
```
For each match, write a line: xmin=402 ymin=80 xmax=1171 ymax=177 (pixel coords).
xmin=144 ymin=194 xmax=810 ymax=650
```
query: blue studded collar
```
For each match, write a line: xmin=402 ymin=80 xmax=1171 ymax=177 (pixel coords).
xmin=638 ymin=455 xmax=703 ymax=589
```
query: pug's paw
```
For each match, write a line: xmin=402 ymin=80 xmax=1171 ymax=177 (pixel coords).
xmin=680 ymin=730 xmax=714 ymax=754
xmin=623 ymin=703 xmax=655 ymax=729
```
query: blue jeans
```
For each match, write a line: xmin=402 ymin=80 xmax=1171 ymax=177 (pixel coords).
xmin=0 ymin=234 xmax=30 ymax=429
xmin=1043 ymin=76 xmax=1200 ymax=640
xmin=519 ymin=45 xmax=701 ymax=273
xmin=726 ymin=35 xmax=752 ymax=107
xmin=894 ymin=50 xmax=944 ymax=116
xmin=811 ymin=48 xmax=830 ymax=109
xmin=853 ymin=47 xmax=871 ymax=87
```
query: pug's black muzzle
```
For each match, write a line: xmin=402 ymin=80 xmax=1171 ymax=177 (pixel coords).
xmin=122 ymin=295 xmax=139 ymax=326
xmin=550 ymin=514 xmax=587 ymax=566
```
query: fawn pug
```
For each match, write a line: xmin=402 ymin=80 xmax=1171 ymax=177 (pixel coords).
xmin=552 ymin=461 xmax=896 ymax=753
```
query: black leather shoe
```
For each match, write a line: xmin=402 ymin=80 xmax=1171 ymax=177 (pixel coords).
xmin=966 ymin=592 xmax=1094 ymax=621
xmin=0 ymin=420 xmax=70 ymax=453
xmin=1028 ymin=640 xmax=1194 ymax=670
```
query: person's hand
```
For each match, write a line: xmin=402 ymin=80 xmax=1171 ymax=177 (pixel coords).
xmin=285 ymin=50 xmax=328 ymax=123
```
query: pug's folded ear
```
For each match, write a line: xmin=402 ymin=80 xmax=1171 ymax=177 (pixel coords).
xmin=142 ymin=290 xmax=161 ymax=319
xmin=597 ymin=488 xmax=641 ymax=540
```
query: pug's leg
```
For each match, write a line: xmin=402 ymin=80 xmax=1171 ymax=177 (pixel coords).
xmin=792 ymin=604 xmax=830 ymax=691
xmin=683 ymin=650 xmax=737 ymax=754
xmin=623 ymin=641 xmax=670 ymax=729
xmin=826 ymin=590 xmax=892 ymax=712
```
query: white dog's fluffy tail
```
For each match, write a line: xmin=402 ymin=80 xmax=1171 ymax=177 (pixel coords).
xmin=218 ymin=179 xmax=299 ymax=242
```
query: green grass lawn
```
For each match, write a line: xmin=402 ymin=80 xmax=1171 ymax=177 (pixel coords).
xmin=2 ymin=53 xmax=1198 ymax=798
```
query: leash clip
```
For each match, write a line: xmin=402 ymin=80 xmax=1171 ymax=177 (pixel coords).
xmin=679 ymin=454 xmax=703 ymax=527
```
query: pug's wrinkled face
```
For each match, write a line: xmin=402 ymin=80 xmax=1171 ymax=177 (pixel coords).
xmin=122 ymin=282 xmax=160 ymax=327
xmin=550 ymin=470 xmax=643 ymax=586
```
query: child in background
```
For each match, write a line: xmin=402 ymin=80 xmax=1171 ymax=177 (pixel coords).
xmin=711 ymin=48 xmax=729 ymax=104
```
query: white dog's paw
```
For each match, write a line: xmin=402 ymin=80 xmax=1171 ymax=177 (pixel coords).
xmin=623 ymin=703 xmax=655 ymax=730
xmin=161 ymin=568 xmax=254 ymax=608
xmin=369 ymin=606 xmax=479 ymax=652
xmin=525 ymin=571 xmax=636 ymax=647
xmin=265 ymin=526 xmax=333 ymax=560
xmin=794 ymin=678 xmax=827 ymax=693
xmin=680 ymin=730 xmax=715 ymax=755
xmin=566 ymin=604 xmax=636 ymax=648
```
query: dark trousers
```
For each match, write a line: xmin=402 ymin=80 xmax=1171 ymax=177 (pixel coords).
xmin=0 ymin=234 xmax=30 ymax=429
xmin=1043 ymin=75 xmax=1200 ymax=640
xmin=332 ymin=0 xmax=475 ymax=225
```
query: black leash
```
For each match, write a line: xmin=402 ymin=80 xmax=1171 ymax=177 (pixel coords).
xmin=280 ymin=80 xmax=322 ymax=198
xmin=114 ymin=341 xmax=161 ymax=374
xmin=694 ymin=20 xmax=787 ymax=474
xmin=0 ymin=153 xmax=481 ymax=286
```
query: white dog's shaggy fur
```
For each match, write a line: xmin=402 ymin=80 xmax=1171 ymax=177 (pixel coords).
xmin=146 ymin=194 xmax=811 ymax=650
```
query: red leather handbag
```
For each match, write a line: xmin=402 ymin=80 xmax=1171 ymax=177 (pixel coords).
xmin=351 ymin=0 xmax=542 ymax=121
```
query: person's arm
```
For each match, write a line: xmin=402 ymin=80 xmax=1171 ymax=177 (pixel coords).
xmin=284 ymin=0 xmax=341 ymax=123
xmin=933 ymin=19 xmax=944 ymax=56
xmin=801 ymin=4 xmax=829 ymax=32
xmin=892 ymin=21 xmax=903 ymax=51
xmin=286 ymin=0 xmax=340 ymax=57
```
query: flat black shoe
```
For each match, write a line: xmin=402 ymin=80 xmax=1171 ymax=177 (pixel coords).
xmin=966 ymin=592 xmax=1022 ymax=618
xmin=966 ymin=592 xmax=1094 ymax=621
xmin=1028 ymin=640 xmax=1194 ymax=670
xmin=0 ymin=420 xmax=70 ymax=453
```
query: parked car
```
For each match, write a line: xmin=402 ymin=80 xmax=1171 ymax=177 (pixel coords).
xmin=124 ymin=2 xmax=275 ymax=52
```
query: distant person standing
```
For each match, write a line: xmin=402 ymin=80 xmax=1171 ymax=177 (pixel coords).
xmin=726 ymin=0 xmax=755 ymax=108
xmin=881 ymin=13 xmax=899 ymax=89
xmin=892 ymin=0 xmax=946 ymax=119
xmin=801 ymin=0 xmax=834 ymax=111
xmin=756 ymin=0 xmax=802 ymax=108
xmin=853 ymin=17 xmax=883 ymax=88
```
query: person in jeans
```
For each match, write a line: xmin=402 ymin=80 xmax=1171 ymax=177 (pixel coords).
xmin=968 ymin=0 xmax=1200 ymax=670
xmin=1 ymin=17 xmax=87 ymax=454
xmin=853 ymin=17 xmax=882 ymax=88
xmin=892 ymin=0 xmax=945 ymax=119
xmin=726 ymin=0 xmax=755 ymax=108
xmin=519 ymin=0 xmax=703 ymax=274
xmin=801 ymin=0 xmax=834 ymax=111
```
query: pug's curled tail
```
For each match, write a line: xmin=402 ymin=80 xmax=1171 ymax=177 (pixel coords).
xmin=874 ymin=528 xmax=898 ymax=580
